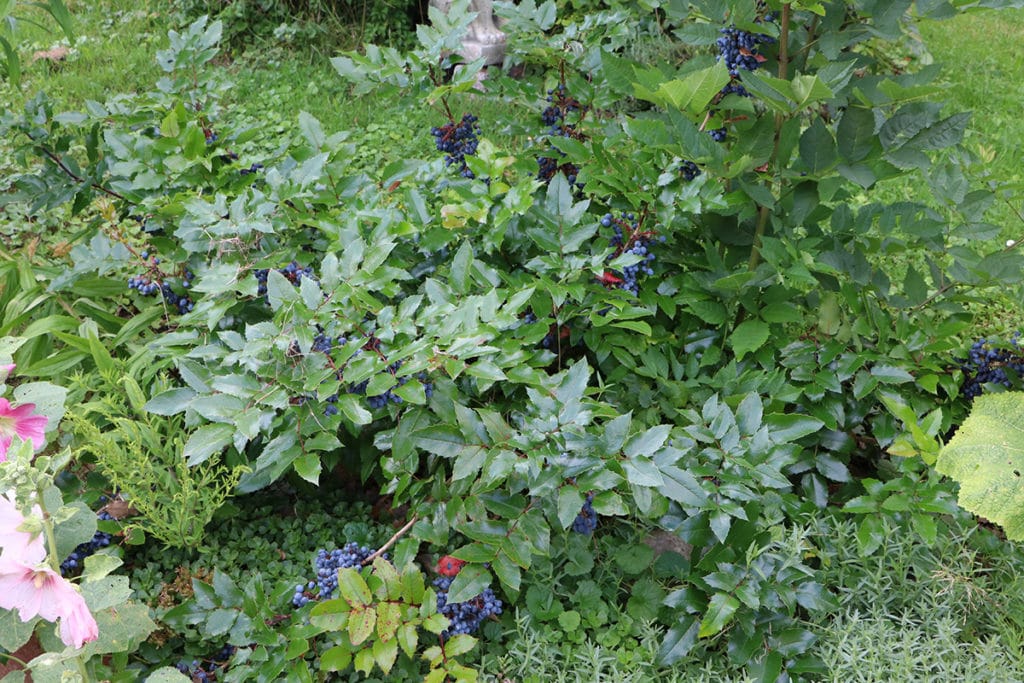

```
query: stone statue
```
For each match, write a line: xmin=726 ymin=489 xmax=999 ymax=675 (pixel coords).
xmin=429 ymin=0 xmax=507 ymax=66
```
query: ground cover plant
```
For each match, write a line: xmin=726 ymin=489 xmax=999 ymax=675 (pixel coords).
xmin=2 ymin=0 xmax=1024 ymax=681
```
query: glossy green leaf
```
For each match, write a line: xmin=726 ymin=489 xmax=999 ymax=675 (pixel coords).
xmin=337 ymin=567 xmax=372 ymax=606
xmin=699 ymin=592 xmax=740 ymax=638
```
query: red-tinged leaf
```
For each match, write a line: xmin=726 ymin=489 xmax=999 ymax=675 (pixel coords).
xmin=376 ymin=601 xmax=401 ymax=642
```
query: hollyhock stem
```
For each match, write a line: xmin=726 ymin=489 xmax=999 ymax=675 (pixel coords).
xmin=37 ymin=486 xmax=63 ymax=575
xmin=36 ymin=487 xmax=94 ymax=676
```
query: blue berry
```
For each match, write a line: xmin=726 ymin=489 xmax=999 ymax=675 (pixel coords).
xmin=432 ymin=576 xmax=503 ymax=637
xmin=432 ymin=114 xmax=481 ymax=179
xmin=572 ymin=493 xmax=597 ymax=535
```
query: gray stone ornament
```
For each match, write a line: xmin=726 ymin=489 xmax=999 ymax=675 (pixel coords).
xmin=429 ymin=0 xmax=507 ymax=66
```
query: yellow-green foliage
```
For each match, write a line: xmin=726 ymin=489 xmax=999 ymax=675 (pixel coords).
xmin=936 ymin=392 xmax=1024 ymax=541
xmin=69 ymin=375 xmax=247 ymax=549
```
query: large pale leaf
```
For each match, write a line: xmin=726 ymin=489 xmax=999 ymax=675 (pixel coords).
xmin=935 ymin=393 xmax=1024 ymax=540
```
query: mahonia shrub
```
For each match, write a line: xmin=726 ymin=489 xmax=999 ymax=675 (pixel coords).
xmin=5 ymin=0 xmax=1024 ymax=679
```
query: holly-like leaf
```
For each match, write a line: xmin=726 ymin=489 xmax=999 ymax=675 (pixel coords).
xmin=446 ymin=563 xmax=489 ymax=603
xmin=338 ymin=567 xmax=372 ymax=606
xmin=729 ymin=320 xmax=770 ymax=360
xmin=348 ymin=605 xmax=377 ymax=646
xmin=376 ymin=601 xmax=402 ymax=642
xmin=935 ymin=393 xmax=1024 ymax=540
xmin=698 ymin=592 xmax=740 ymax=638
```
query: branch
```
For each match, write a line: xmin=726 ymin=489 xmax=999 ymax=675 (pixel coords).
xmin=34 ymin=143 xmax=127 ymax=202
xmin=363 ymin=514 xmax=419 ymax=565
xmin=747 ymin=3 xmax=791 ymax=272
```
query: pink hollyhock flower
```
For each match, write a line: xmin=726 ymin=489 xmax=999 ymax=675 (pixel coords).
xmin=0 ymin=398 xmax=49 ymax=460
xmin=0 ymin=500 xmax=98 ymax=649
xmin=0 ymin=495 xmax=42 ymax=559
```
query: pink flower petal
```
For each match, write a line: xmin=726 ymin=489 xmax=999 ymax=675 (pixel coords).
xmin=14 ymin=414 xmax=48 ymax=444
xmin=0 ymin=496 xmax=46 ymax=562
xmin=58 ymin=593 xmax=99 ymax=649
xmin=5 ymin=403 xmax=38 ymax=419
xmin=0 ymin=399 xmax=48 ymax=453
xmin=0 ymin=559 xmax=98 ymax=645
xmin=0 ymin=568 xmax=45 ymax=621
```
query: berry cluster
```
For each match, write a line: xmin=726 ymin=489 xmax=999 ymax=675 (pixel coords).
xmin=708 ymin=127 xmax=728 ymax=143
xmin=960 ymin=335 xmax=1024 ymax=399
xmin=541 ymin=83 xmax=581 ymax=131
xmin=301 ymin=333 xmax=434 ymax=415
xmin=601 ymin=212 xmax=660 ymax=295
xmin=521 ymin=311 xmax=568 ymax=350
xmin=431 ymin=114 xmax=481 ymax=179
xmin=433 ymin=576 xmax=504 ymax=637
xmin=679 ymin=159 xmax=701 ymax=181
xmin=127 ymin=252 xmax=195 ymax=314
xmin=312 ymin=331 xmax=346 ymax=354
xmin=292 ymin=543 xmax=379 ymax=608
xmin=347 ymin=360 xmax=433 ymax=410
xmin=572 ymin=493 xmax=598 ymax=535
xmin=60 ymin=511 xmax=114 ymax=576
xmin=537 ymin=83 xmax=584 ymax=189
xmin=255 ymin=261 xmax=315 ymax=297
xmin=175 ymin=645 xmax=236 ymax=682
xmin=716 ymin=25 xmax=774 ymax=97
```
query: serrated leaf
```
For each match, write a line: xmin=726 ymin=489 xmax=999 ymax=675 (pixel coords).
xmin=373 ymin=557 xmax=403 ymax=600
xmin=183 ymin=424 xmax=234 ymax=466
xmin=837 ymin=106 xmax=876 ymax=162
xmin=348 ymin=605 xmax=376 ymax=646
xmin=373 ymin=636 xmax=399 ymax=672
xmin=935 ymin=393 xmax=1024 ymax=540
xmin=146 ymin=668 xmax=192 ymax=682
xmin=443 ymin=634 xmax=477 ymax=658
xmin=698 ymin=592 xmax=740 ymax=637
xmin=446 ymin=564 xmax=489 ymax=603
xmin=658 ymin=618 xmax=700 ymax=664
xmin=320 ymin=645 xmax=353 ymax=672
xmin=557 ymin=487 xmax=585 ymax=529
xmin=298 ymin=111 xmax=326 ymax=149
xmin=338 ymin=567 xmax=372 ymax=606
xmin=397 ymin=622 xmax=418 ymax=658
xmin=338 ymin=394 xmax=372 ymax=424
xmin=730 ymin=320 xmax=770 ymax=360
xmin=799 ymin=118 xmax=838 ymax=174
xmin=624 ymin=424 xmax=672 ymax=458
xmin=766 ymin=413 xmax=824 ymax=442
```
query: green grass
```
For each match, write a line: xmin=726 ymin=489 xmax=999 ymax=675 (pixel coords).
xmin=0 ymin=1 xmax=163 ymax=109
xmin=875 ymin=9 xmax=1024 ymax=338
xmin=919 ymin=9 xmax=1024 ymax=186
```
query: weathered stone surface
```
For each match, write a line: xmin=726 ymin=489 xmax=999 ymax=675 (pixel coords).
xmin=429 ymin=0 xmax=507 ymax=66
